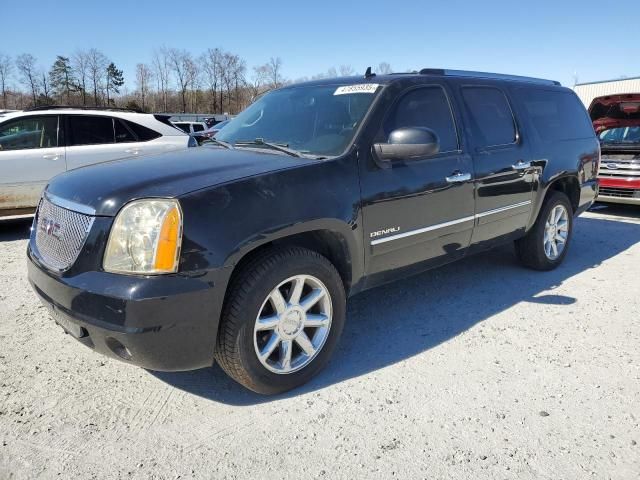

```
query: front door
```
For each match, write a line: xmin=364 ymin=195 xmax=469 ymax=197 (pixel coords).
xmin=0 ymin=115 xmax=65 ymax=212
xmin=457 ymin=85 xmax=534 ymax=250
xmin=359 ymin=83 xmax=475 ymax=286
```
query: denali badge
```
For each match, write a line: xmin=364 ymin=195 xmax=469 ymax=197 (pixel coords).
xmin=370 ymin=227 xmax=400 ymax=238
xmin=40 ymin=217 xmax=63 ymax=240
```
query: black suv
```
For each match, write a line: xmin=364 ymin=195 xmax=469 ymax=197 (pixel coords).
xmin=27 ymin=69 xmax=599 ymax=394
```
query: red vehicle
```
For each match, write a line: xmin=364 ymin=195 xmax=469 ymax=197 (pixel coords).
xmin=590 ymin=94 xmax=640 ymax=205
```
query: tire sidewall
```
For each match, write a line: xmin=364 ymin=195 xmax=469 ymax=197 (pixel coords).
xmin=234 ymin=251 xmax=346 ymax=394
xmin=535 ymin=192 xmax=574 ymax=268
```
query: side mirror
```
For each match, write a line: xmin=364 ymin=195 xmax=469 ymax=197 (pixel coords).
xmin=372 ymin=127 xmax=440 ymax=166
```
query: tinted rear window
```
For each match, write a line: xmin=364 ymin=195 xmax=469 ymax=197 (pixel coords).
xmin=516 ymin=88 xmax=594 ymax=141
xmin=462 ymin=87 xmax=516 ymax=148
xmin=193 ymin=124 xmax=204 ymax=132
xmin=68 ymin=116 xmax=114 ymax=146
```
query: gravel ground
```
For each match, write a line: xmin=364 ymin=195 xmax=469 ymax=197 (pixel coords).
xmin=0 ymin=205 xmax=639 ymax=479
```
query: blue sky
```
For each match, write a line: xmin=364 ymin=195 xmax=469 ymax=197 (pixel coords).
xmin=1 ymin=0 xmax=638 ymax=90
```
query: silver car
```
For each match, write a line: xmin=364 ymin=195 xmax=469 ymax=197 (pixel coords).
xmin=0 ymin=107 xmax=193 ymax=217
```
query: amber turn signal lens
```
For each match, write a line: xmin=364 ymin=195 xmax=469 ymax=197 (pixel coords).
xmin=154 ymin=205 xmax=182 ymax=272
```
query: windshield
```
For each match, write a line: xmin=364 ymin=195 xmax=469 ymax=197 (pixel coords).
xmin=216 ymin=84 xmax=381 ymax=157
xmin=599 ymin=126 xmax=640 ymax=144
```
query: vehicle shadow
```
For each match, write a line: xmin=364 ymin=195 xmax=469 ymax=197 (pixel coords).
xmin=0 ymin=217 xmax=33 ymax=242
xmin=149 ymin=215 xmax=639 ymax=405
xmin=590 ymin=202 xmax=640 ymax=219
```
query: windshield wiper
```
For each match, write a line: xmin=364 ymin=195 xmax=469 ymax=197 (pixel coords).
xmin=234 ymin=138 xmax=304 ymax=158
xmin=206 ymin=138 xmax=233 ymax=149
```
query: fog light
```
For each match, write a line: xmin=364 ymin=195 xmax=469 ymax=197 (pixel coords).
xmin=105 ymin=337 xmax=132 ymax=361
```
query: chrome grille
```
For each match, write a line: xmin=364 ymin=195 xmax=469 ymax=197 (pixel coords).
xmin=598 ymin=187 xmax=638 ymax=198
xmin=35 ymin=196 xmax=95 ymax=271
xmin=598 ymin=157 xmax=640 ymax=178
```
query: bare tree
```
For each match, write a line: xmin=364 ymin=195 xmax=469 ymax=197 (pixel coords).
xmin=249 ymin=64 xmax=269 ymax=100
xmin=152 ymin=47 xmax=170 ymax=112
xmin=339 ymin=64 xmax=355 ymax=76
xmin=377 ymin=62 xmax=393 ymax=75
xmin=266 ymin=57 xmax=283 ymax=88
xmin=185 ymin=57 xmax=200 ymax=113
xmin=202 ymin=48 xmax=223 ymax=113
xmin=72 ymin=50 xmax=90 ymax=105
xmin=168 ymin=48 xmax=192 ymax=113
xmin=87 ymin=48 xmax=108 ymax=106
xmin=135 ymin=63 xmax=153 ymax=111
xmin=0 ymin=53 xmax=12 ymax=109
xmin=40 ymin=70 xmax=51 ymax=101
xmin=16 ymin=53 xmax=39 ymax=106
xmin=326 ymin=66 xmax=338 ymax=78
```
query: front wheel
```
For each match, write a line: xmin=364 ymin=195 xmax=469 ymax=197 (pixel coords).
xmin=515 ymin=191 xmax=574 ymax=271
xmin=215 ymin=247 xmax=346 ymax=394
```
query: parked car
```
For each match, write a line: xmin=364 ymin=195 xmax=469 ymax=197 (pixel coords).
xmin=171 ymin=121 xmax=207 ymax=135
xmin=27 ymin=69 xmax=599 ymax=394
xmin=0 ymin=107 xmax=194 ymax=217
xmin=590 ymin=93 xmax=640 ymax=205
xmin=192 ymin=120 xmax=231 ymax=144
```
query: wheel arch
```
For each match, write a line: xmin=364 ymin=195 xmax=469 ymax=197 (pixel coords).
xmin=223 ymin=222 xmax=362 ymax=299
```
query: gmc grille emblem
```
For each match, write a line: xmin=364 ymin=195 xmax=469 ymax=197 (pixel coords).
xmin=40 ymin=218 xmax=63 ymax=240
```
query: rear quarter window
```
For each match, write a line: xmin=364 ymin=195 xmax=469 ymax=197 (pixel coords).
xmin=515 ymin=88 xmax=594 ymax=141
xmin=123 ymin=120 xmax=161 ymax=141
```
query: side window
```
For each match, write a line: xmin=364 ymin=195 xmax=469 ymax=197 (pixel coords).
xmin=462 ymin=87 xmax=516 ymax=148
xmin=123 ymin=120 xmax=161 ymax=141
xmin=68 ymin=116 xmax=114 ymax=146
xmin=193 ymin=124 xmax=204 ymax=132
xmin=0 ymin=116 xmax=58 ymax=151
xmin=516 ymin=88 xmax=594 ymax=141
xmin=114 ymin=119 xmax=136 ymax=143
xmin=385 ymin=86 xmax=458 ymax=152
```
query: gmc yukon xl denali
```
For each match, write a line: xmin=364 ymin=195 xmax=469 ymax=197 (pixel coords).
xmin=27 ymin=69 xmax=600 ymax=394
xmin=590 ymin=94 xmax=640 ymax=205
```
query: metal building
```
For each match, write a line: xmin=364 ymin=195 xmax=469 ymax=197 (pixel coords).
xmin=574 ymin=76 xmax=640 ymax=107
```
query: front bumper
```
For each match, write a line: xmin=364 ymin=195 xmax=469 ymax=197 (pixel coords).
xmin=27 ymin=248 xmax=231 ymax=371
xmin=596 ymin=176 xmax=640 ymax=206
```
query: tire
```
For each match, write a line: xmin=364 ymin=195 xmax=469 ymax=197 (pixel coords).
xmin=215 ymin=246 xmax=346 ymax=394
xmin=515 ymin=191 xmax=574 ymax=271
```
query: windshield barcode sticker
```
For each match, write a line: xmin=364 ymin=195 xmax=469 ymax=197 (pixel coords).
xmin=334 ymin=84 xmax=380 ymax=95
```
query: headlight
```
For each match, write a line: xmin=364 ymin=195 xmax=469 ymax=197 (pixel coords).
xmin=104 ymin=199 xmax=183 ymax=274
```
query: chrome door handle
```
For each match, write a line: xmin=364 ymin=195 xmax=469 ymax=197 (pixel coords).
xmin=42 ymin=153 xmax=60 ymax=160
xmin=512 ymin=160 xmax=531 ymax=170
xmin=446 ymin=171 xmax=471 ymax=183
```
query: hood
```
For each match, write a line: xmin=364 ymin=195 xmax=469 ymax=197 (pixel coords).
xmin=589 ymin=93 xmax=640 ymax=133
xmin=46 ymin=146 xmax=307 ymax=216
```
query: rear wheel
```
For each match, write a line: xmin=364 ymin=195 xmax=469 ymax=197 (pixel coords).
xmin=515 ymin=191 xmax=573 ymax=271
xmin=215 ymin=246 xmax=346 ymax=394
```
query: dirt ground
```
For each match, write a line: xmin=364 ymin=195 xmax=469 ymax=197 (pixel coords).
xmin=0 ymin=204 xmax=638 ymax=479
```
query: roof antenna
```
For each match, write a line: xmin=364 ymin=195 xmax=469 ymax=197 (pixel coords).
xmin=364 ymin=66 xmax=376 ymax=79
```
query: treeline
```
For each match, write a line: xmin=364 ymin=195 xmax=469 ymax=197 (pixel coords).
xmin=0 ymin=48 xmax=393 ymax=115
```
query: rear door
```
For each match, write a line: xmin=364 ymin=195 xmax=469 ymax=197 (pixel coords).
xmin=457 ymin=84 xmax=535 ymax=249
xmin=64 ymin=115 xmax=142 ymax=170
xmin=0 ymin=115 xmax=65 ymax=211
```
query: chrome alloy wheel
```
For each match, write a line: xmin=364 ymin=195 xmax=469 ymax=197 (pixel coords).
xmin=544 ymin=204 xmax=569 ymax=260
xmin=253 ymin=275 xmax=333 ymax=374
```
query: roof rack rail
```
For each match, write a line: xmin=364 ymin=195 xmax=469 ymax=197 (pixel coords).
xmin=418 ymin=68 xmax=561 ymax=86
xmin=24 ymin=105 xmax=144 ymax=113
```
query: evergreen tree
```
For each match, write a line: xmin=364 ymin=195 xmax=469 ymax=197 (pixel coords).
xmin=49 ymin=55 xmax=76 ymax=104
xmin=105 ymin=62 xmax=124 ymax=106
